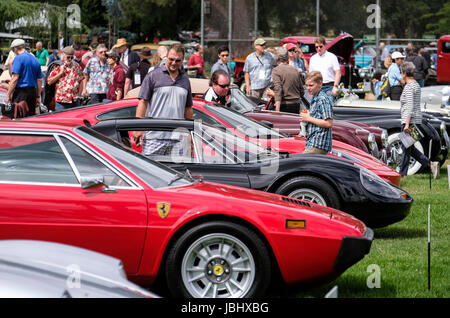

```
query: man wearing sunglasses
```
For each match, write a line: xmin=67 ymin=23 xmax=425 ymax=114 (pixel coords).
xmin=211 ymin=46 xmax=231 ymax=80
xmin=308 ymin=36 xmax=341 ymax=103
xmin=47 ymin=46 xmax=84 ymax=110
xmin=135 ymin=44 xmax=193 ymax=157
xmin=204 ymin=69 xmax=231 ymax=106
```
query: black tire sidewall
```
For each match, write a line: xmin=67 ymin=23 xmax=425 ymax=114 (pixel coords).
xmin=276 ymin=175 xmax=341 ymax=210
xmin=165 ymin=221 xmax=271 ymax=298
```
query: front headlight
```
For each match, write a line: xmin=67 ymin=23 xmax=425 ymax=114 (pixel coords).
xmin=360 ymin=167 xmax=404 ymax=199
xmin=367 ymin=132 xmax=379 ymax=158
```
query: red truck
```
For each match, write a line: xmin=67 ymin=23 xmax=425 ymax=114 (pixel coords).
xmin=437 ymin=35 xmax=450 ymax=84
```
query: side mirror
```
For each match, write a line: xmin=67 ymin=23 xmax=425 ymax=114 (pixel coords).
xmin=80 ymin=175 xmax=104 ymax=189
xmin=80 ymin=175 xmax=117 ymax=193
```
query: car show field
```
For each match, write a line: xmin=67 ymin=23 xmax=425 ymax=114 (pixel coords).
xmin=288 ymin=162 xmax=450 ymax=298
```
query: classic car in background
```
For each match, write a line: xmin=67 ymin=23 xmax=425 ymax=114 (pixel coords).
xmin=0 ymin=240 xmax=159 ymax=298
xmin=334 ymin=94 xmax=449 ymax=175
xmin=0 ymin=120 xmax=374 ymax=298
xmin=92 ymin=117 xmax=413 ymax=228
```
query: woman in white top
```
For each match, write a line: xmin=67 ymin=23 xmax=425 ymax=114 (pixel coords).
xmin=398 ymin=61 xmax=439 ymax=178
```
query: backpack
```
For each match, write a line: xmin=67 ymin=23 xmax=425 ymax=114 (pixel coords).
xmin=380 ymin=72 xmax=390 ymax=98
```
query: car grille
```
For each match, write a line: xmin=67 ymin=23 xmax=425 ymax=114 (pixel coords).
xmin=281 ymin=197 xmax=311 ymax=207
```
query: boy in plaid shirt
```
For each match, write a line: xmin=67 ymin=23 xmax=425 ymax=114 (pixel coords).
xmin=299 ymin=71 xmax=333 ymax=154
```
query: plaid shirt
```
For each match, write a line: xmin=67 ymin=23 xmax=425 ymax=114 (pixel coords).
xmin=305 ymin=90 xmax=333 ymax=152
xmin=83 ymin=56 xmax=112 ymax=94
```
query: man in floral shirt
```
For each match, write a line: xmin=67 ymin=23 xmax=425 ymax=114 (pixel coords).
xmin=47 ymin=46 xmax=84 ymax=110
xmin=82 ymin=44 xmax=112 ymax=104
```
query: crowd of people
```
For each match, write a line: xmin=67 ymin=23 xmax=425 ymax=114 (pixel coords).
xmin=1 ymin=34 xmax=439 ymax=168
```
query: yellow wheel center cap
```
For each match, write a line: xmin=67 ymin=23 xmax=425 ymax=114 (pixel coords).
xmin=213 ymin=265 xmax=224 ymax=276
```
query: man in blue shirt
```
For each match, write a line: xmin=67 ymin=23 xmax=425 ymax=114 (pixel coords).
xmin=211 ymin=46 xmax=231 ymax=80
xmin=5 ymin=39 xmax=43 ymax=117
xmin=387 ymin=51 xmax=405 ymax=100
xmin=243 ymin=38 xmax=277 ymax=99
xmin=300 ymin=71 xmax=333 ymax=154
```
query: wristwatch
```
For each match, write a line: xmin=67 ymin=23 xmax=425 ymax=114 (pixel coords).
xmin=333 ymin=85 xmax=339 ymax=88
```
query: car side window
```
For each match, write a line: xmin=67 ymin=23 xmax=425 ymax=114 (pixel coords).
xmin=193 ymin=109 xmax=223 ymax=127
xmin=0 ymin=134 xmax=78 ymax=184
xmin=59 ymin=137 xmax=131 ymax=187
xmin=96 ymin=106 xmax=137 ymax=121
xmin=443 ymin=42 xmax=450 ymax=54
xmin=137 ymin=129 xmax=194 ymax=163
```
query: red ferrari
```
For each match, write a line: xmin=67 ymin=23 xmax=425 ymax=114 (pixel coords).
xmin=27 ymin=98 xmax=401 ymax=186
xmin=0 ymin=120 xmax=373 ymax=298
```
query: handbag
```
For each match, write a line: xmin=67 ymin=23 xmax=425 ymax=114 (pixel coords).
xmin=399 ymin=125 xmax=423 ymax=148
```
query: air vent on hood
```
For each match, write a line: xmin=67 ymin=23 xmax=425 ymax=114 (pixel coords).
xmin=281 ymin=197 xmax=311 ymax=207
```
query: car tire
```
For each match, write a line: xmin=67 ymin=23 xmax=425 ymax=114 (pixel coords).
xmin=275 ymin=176 xmax=341 ymax=210
xmin=165 ymin=221 xmax=271 ymax=298
xmin=388 ymin=132 xmax=424 ymax=175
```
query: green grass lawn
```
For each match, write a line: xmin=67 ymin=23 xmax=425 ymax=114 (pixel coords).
xmin=291 ymin=161 xmax=450 ymax=298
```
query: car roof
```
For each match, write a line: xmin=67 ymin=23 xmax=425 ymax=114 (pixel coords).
xmin=0 ymin=119 xmax=79 ymax=131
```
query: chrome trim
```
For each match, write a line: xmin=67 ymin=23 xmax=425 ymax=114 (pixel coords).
xmin=0 ymin=180 xmax=138 ymax=189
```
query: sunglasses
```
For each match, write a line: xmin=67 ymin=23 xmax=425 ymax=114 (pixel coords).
xmin=98 ymin=51 xmax=107 ymax=54
xmin=315 ymin=45 xmax=324 ymax=49
xmin=168 ymin=57 xmax=183 ymax=63
xmin=215 ymin=83 xmax=230 ymax=88
xmin=288 ymin=49 xmax=296 ymax=52
xmin=220 ymin=54 xmax=229 ymax=57
xmin=65 ymin=55 xmax=74 ymax=60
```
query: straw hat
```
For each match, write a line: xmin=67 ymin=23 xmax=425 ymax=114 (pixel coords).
xmin=112 ymin=38 xmax=129 ymax=49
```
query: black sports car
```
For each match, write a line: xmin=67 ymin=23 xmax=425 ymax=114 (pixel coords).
xmin=92 ymin=118 xmax=413 ymax=228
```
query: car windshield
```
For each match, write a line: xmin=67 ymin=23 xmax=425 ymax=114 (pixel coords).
xmin=193 ymin=122 xmax=279 ymax=163
xmin=76 ymin=126 xmax=194 ymax=189
xmin=227 ymin=88 xmax=260 ymax=113
xmin=203 ymin=105 xmax=286 ymax=139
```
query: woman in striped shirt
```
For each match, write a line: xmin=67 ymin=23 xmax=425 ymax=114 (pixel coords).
xmin=399 ymin=61 xmax=440 ymax=178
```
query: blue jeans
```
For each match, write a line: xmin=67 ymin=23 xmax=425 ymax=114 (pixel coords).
xmin=55 ymin=99 xmax=80 ymax=110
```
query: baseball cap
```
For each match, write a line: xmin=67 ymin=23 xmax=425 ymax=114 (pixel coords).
xmin=62 ymin=46 xmax=75 ymax=55
xmin=10 ymin=39 xmax=25 ymax=48
xmin=254 ymin=38 xmax=266 ymax=46
xmin=285 ymin=43 xmax=297 ymax=51
xmin=391 ymin=51 xmax=406 ymax=60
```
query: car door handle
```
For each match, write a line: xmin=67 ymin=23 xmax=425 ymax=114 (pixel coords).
xmin=102 ymin=185 xmax=117 ymax=193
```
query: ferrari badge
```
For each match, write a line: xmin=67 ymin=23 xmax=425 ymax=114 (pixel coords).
xmin=157 ymin=202 xmax=171 ymax=219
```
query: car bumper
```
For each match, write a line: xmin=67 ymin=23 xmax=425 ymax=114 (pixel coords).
xmin=334 ymin=227 xmax=374 ymax=273
xmin=343 ymin=192 xmax=413 ymax=228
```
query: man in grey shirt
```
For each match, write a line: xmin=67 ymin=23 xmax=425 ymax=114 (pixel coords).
xmin=211 ymin=46 xmax=231 ymax=79
xmin=135 ymin=44 xmax=193 ymax=157
xmin=244 ymin=38 xmax=277 ymax=99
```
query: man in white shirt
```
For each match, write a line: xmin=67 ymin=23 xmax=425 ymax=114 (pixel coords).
xmin=204 ymin=69 xmax=230 ymax=106
xmin=308 ymin=36 xmax=341 ymax=102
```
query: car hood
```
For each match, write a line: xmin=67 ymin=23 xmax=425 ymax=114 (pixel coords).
xmin=172 ymin=181 xmax=365 ymax=233
xmin=325 ymin=33 xmax=354 ymax=63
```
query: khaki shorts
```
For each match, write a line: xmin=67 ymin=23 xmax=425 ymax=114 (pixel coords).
xmin=303 ymin=147 xmax=328 ymax=155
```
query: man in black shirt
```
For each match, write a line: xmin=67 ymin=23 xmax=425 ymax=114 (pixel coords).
xmin=124 ymin=47 xmax=152 ymax=96
xmin=406 ymin=47 xmax=428 ymax=87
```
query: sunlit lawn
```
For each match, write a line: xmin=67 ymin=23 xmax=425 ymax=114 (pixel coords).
xmin=290 ymin=161 xmax=450 ymax=298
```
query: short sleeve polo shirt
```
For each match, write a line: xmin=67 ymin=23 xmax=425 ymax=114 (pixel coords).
xmin=11 ymin=51 xmax=43 ymax=88
xmin=138 ymin=65 xmax=192 ymax=119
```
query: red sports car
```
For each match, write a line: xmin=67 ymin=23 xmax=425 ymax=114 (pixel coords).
xmin=27 ymin=98 xmax=400 ymax=186
xmin=0 ymin=120 xmax=373 ymax=298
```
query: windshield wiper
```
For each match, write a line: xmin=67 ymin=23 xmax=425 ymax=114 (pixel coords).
xmin=167 ymin=169 xmax=197 ymax=186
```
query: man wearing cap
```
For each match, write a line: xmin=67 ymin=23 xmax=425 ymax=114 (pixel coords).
xmin=387 ymin=51 xmax=406 ymax=100
xmin=244 ymin=38 xmax=277 ymax=99
xmin=112 ymin=38 xmax=139 ymax=73
xmin=47 ymin=46 xmax=84 ymax=110
xmin=5 ymin=39 xmax=43 ymax=117
xmin=124 ymin=47 xmax=153 ymax=96
xmin=82 ymin=44 xmax=112 ymax=104
xmin=308 ymin=36 xmax=341 ymax=102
